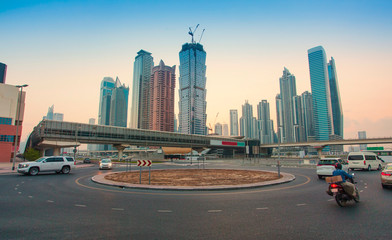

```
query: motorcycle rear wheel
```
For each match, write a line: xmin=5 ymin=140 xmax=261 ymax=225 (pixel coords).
xmin=335 ymin=194 xmax=347 ymax=207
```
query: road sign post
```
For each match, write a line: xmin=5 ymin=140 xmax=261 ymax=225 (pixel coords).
xmin=137 ymin=160 xmax=152 ymax=184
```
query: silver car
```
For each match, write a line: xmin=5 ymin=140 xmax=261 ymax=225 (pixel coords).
xmin=381 ymin=164 xmax=392 ymax=188
xmin=99 ymin=159 xmax=112 ymax=170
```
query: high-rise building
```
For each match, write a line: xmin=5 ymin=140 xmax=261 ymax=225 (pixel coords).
xmin=178 ymin=43 xmax=207 ymax=135
xmin=257 ymin=100 xmax=274 ymax=144
xmin=149 ymin=60 xmax=176 ymax=132
xmin=45 ymin=105 xmax=54 ymax=120
xmin=98 ymin=77 xmax=115 ymax=126
xmin=240 ymin=101 xmax=258 ymax=139
xmin=275 ymin=94 xmax=283 ymax=142
xmin=358 ymin=131 xmax=367 ymax=151
xmin=222 ymin=123 xmax=229 ymax=136
xmin=301 ymin=91 xmax=315 ymax=141
xmin=328 ymin=57 xmax=343 ymax=138
xmin=110 ymin=77 xmax=129 ymax=127
xmin=278 ymin=67 xmax=297 ymax=143
xmin=292 ymin=96 xmax=306 ymax=142
xmin=0 ymin=62 xmax=7 ymax=84
xmin=130 ymin=50 xmax=154 ymax=129
xmin=230 ymin=109 xmax=239 ymax=136
xmin=308 ymin=46 xmax=334 ymax=143
xmin=214 ymin=123 xmax=223 ymax=135
xmin=53 ymin=113 xmax=64 ymax=121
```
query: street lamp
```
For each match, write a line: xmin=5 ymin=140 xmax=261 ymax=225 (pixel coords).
xmin=12 ymin=84 xmax=28 ymax=171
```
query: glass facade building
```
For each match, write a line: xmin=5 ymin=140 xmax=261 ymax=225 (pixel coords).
xmin=308 ymin=46 xmax=333 ymax=142
xmin=130 ymin=50 xmax=154 ymax=129
xmin=328 ymin=57 xmax=343 ymax=138
xmin=240 ymin=101 xmax=258 ymax=139
xmin=178 ymin=43 xmax=207 ymax=135
xmin=257 ymin=100 xmax=274 ymax=144
xmin=0 ymin=62 xmax=7 ymax=83
xmin=230 ymin=109 xmax=239 ymax=136
xmin=98 ymin=77 xmax=115 ymax=126
xmin=110 ymin=77 xmax=129 ymax=128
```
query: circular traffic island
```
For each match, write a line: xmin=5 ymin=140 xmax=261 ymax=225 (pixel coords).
xmin=92 ymin=169 xmax=295 ymax=190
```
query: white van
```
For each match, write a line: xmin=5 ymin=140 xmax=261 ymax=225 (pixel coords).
xmin=347 ymin=152 xmax=383 ymax=171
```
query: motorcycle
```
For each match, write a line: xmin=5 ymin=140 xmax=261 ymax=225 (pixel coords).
xmin=326 ymin=173 xmax=360 ymax=207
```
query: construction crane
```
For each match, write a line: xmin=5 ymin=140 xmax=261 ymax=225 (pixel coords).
xmin=208 ymin=112 xmax=219 ymax=134
xmin=188 ymin=24 xmax=199 ymax=44
xmin=198 ymin=29 xmax=205 ymax=43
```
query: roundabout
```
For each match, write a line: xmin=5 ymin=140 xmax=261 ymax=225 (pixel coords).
xmin=92 ymin=169 xmax=296 ymax=190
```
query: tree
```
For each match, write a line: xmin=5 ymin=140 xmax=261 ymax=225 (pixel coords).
xmin=24 ymin=148 xmax=41 ymax=161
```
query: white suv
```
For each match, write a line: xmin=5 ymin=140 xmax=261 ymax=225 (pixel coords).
xmin=17 ymin=156 xmax=75 ymax=176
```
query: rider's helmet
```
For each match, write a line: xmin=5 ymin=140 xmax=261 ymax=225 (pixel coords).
xmin=335 ymin=163 xmax=342 ymax=169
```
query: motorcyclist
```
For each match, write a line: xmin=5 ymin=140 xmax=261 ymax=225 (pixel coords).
xmin=332 ymin=163 xmax=357 ymax=199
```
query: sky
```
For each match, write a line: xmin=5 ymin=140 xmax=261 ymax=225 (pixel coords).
xmin=1 ymin=0 xmax=392 ymax=146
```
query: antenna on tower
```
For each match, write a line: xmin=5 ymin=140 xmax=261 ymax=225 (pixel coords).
xmin=188 ymin=24 xmax=200 ymax=44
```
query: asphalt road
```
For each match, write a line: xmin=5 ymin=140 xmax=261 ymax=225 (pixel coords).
xmin=1 ymin=161 xmax=391 ymax=240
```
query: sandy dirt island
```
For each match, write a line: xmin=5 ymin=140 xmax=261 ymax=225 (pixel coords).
xmin=104 ymin=169 xmax=281 ymax=186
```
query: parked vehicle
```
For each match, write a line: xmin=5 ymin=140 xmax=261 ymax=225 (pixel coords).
xmin=83 ymin=158 xmax=91 ymax=164
xmin=347 ymin=152 xmax=382 ymax=171
xmin=326 ymin=174 xmax=360 ymax=207
xmin=17 ymin=156 xmax=75 ymax=176
xmin=316 ymin=158 xmax=348 ymax=179
xmin=99 ymin=159 xmax=112 ymax=170
xmin=381 ymin=163 xmax=392 ymax=188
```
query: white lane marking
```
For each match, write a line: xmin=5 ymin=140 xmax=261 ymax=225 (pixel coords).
xmin=208 ymin=210 xmax=222 ymax=213
xmin=360 ymin=190 xmax=364 ymax=193
xmin=18 ymin=192 xmax=22 ymax=194
xmin=112 ymin=208 xmax=124 ymax=211
xmin=327 ymin=199 xmax=335 ymax=202
xmin=364 ymin=186 xmax=368 ymax=189
xmin=14 ymin=188 xmax=18 ymax=190
xmin=75 ymin=204 xmax=87 ymax=208
xmin=296 ymin=203 xmax=307 ymax=206
xmin=21 ymin=182 xmax=24 ymax=184
xmin=157 ymin=210 xmax=172 ymax=213
xmin=256 ymin=207 xmax=269 ymax=210
xmin=28 ymin=196 xmax=33 ymax=198
xmin=364 ymin=183 xmax=367 ymax=185
xmin=47 ymin=200 xmax=54 ymax=203
xmin=16 ymin=184 xmax=19 ymax=187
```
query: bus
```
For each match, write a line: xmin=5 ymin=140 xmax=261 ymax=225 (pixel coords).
xmin=363 ymin=150 xmax=392 ymax=163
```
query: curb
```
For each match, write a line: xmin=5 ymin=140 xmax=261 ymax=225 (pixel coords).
xmin=91 ymin=170 xmax=296 ymax=191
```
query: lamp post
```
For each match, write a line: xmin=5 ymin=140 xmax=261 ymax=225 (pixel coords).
xmin=12 ymin=84 xmax=28 ymax=171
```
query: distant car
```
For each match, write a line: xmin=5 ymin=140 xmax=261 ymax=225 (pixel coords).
xmin=83 ymin=158 xmax=91 ymax=164
xmin=17 ymin=156 xmax=75 ymax=176
xmin=381 ymin=164 xmax=392 ymax=188
xmin=99 ymin=159 xmax=112 ymax=170
xmin=316 ymin=158 xmax=348 ymax=179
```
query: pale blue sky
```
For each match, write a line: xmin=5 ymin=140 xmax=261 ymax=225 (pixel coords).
xmin=1 ymin=0 xmax=392 ymax=142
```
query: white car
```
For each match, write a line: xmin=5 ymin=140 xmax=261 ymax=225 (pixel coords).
xmin=316 ymin=158 xmax=348 ymax=179
xmin=17 ymin=156 xmax=75 ymax=176
xmin=99 ymin=159 xmax=112 ymax=170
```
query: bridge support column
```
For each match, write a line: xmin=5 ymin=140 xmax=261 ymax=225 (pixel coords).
xmin=53 ymin=147 xmax=61 ymax=156
xmin=114 ymin=145 xmax=127 ymax=162
xmin=314 ymin=146 xmax=325 ymax=159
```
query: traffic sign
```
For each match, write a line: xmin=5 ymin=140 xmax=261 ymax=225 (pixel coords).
xmin=137 ymin=160 xmax=152 ymax=167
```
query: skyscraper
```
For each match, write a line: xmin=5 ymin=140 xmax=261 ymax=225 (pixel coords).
xmin=308 ymin=46 xmax=334 ymax=142
xmin=240 ymin=101 xmax=257 ymax=139
xmin=328 ymin=57 xmax=343 ymax=137
xmin=130 ymin=50 xmax=154 ymax=129
xmin=214 ymin=123 xmax=222 ymax=135
xmin=110 ymin=77 xmax=129 ymax=127
xmin=98 ymin=77 xmax=115 ymax=126
xmin=301 ymin=91 xmax=315 ymax=141
xmin=257 ymin=100 xmax=274 ymax=144
xmin=292 ymin=95 xmax=306 ymax=142
xmin=0 ymin=62 xmax=7 ymax=83
xmin=46 ymin=105 xmax=54 ymax=120
xmin=277 ymin=67 xmax=297 ymax=143
xmin=230 ymin=109 xmax=239 ymax=136
xmin=358 ymin=131 xmax=367 ymax=151
xmin=149 ymin=60 xmax=176 ymax=132
xmin=178 ymin=43 xmax=207 ymax=135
